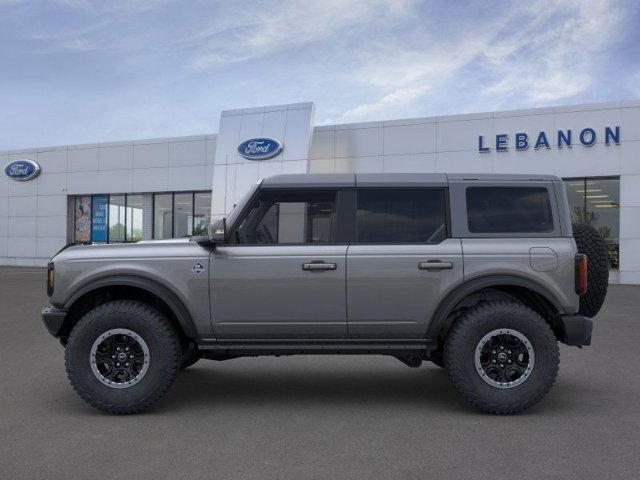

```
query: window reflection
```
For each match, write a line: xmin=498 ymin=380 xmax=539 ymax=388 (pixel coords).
xmin=126 ymin=194 xmax=143 ymax=242
xmin=108 ymin=195 xmax=126 ymax=242
xmin=174 ymin=193 xmax=193 ymax=237
xmin=194 ymin=192 xmax=211 ymax=236
xmin=564 ymin=177 xmax=619 ymax=269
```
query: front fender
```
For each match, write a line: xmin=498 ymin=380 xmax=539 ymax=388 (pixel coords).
xmin=62 ymin=274 xmax=198 ymax=339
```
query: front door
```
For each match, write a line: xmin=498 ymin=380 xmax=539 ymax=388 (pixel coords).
xmin=346 ymin=188 xmax=463 ymax=338
xmin=210 ymin=188 xmax=347 ymax=339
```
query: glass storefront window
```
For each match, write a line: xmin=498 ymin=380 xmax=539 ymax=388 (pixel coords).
xmin=154 ymin=194 xmax=172 ymax=239
xmin=152 ymin=191 xmax=211 ymax=239
xmin=174 ymin=193 xmax=193 ymax=237
xmin=91 ymin=195 xmax=109 ymax=242
xmin=126 ymin=194 xmax=143 ymax=242
xmin=108 ymin=195 xmax=126 ymax=242
xmin=564 ymin=177 xmax=620 ymax=269
xmin=74 ymin=191 xmax=211 ymax=243
xmin=194 ymin=192 xmax=212 ymax=236
xmin=74 ymin=196 xmax=92 ymax=243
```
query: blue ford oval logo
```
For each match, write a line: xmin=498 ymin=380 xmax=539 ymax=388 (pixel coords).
xmin=237 ymin=137 xmax=283 ymax=160
xmin=4 ymin=159 xmax=41 ymax=181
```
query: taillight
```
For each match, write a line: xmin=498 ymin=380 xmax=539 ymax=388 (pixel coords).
xmin=47 ymin=262 xmax=55 ymax=297
xmin=575 ymin=254 xmax=588 ymax=295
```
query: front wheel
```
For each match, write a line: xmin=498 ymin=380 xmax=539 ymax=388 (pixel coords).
xmin=65 ymin=300 xmax=182 ymax=414
xmin=444 ymin=301 xmax=559 ymax=414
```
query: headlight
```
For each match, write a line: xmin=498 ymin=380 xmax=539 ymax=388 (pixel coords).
xmin=47 ymin=262 xmax=54 ymax=297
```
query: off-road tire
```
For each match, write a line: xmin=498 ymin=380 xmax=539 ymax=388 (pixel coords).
xmin=180 ymin=346 xmax=201 ymax=370
xmin=572 ymin=223 xmax=609 ymax=318
xmin=444 ymin=301 xmax=559 ymax=414
xmin=430 ymin=351 xmax=444 ymax=368
xmin=65 ymin=300 xmax=181 ymax=414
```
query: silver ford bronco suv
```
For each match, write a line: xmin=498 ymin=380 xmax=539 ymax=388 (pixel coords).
xmin=41 ymin=173 xmax=609 ymax=414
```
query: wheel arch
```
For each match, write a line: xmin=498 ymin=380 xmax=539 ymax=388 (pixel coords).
xmin=427 ymin=275 xmax=565 ymax=342
xmin=59 ymin=275 xmax=197 ymax=344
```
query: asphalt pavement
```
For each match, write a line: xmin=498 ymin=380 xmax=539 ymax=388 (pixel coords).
xmin=1 ymin=267 xmax=639 ymax=479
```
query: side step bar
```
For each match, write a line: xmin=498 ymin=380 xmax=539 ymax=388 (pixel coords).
xmin=197 ymin=339 xmax=437 ymax=356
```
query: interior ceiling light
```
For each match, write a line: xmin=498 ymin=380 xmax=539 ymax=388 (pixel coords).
xmin=586 ymin=195 xmax=609 ymax=199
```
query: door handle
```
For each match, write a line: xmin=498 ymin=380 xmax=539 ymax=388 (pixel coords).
xmin=419 ymin=261 xmax=453 ymax=270
xmin=302 ymin=261 xmax=337 ymax=272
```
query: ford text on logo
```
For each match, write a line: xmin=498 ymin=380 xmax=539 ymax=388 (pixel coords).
xmin=478 ymin=126 xmax=620 ymax=152
xmin=237 ymin=138 xmax=283 ymax=160
xmin=4 ymin=159 xmax=41 ymax=181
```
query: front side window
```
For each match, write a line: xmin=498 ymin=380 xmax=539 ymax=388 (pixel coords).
xmin=356 ymin=189 xmax=446 ymax=243
xmin=233 ymin=190 xmax=336 ymax=244
xmin=466 ymin=187 xmax=554 ymax=234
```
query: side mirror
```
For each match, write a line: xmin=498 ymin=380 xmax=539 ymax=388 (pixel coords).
xmin=208 ymin=217 xmax=227 ymax=244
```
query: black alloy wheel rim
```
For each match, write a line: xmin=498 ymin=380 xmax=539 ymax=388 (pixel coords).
xmin=474 ymin=329 xmax=535 ymax=389
xmin=90 ymin=329 xmax=150 ymax=389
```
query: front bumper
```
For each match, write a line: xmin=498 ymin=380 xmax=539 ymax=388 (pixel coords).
xmin=41 ymin=305 xmax=67 ymax=338
xmin=559 ymin=314 xmax=593 ymax=347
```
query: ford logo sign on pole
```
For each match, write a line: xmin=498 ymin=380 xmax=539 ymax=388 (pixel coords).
xmin=4 ymin=159 xmax=41 ymax=181
xmin=237 ymin=138 xmax=283 ymax=160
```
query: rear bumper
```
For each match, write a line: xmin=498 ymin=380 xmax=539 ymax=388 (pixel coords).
xmin=41 ymin=305 xmax=67 ymax=338
xmin=559 ymin=314 xmax=593 ymax=347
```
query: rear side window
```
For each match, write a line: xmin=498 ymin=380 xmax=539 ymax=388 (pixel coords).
xmin=466 ymin=187 xmax=554 ymax=233
xmin=356 ymin=189 xmax=447 ymax=243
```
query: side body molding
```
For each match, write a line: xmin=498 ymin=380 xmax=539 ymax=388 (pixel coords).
xmin=426 ymin=274 xmax=565 ymax=340
xmin=62 ymin=275 xmax=198 ymax=339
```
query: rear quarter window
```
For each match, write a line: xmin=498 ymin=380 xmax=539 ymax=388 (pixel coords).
xmin=466 ymin=186 xmax=554 ymax=233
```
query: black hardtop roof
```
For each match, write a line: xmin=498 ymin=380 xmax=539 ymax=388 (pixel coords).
xmin=260 ymin=173 xmax=560 ymax=188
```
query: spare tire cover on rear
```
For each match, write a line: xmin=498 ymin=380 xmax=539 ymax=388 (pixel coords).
xmin=572 ymin=223 xmax=609 ymax=318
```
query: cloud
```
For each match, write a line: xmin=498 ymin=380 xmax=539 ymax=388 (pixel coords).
xmin=0 ymin=0 xmax=635 ymax=149
xmin=191 ymin=0 xmax=412 ymax=69
xmin=334 ymin=0 xmax=626 ymax=122
xmin=481 ymin=0 xmax=621 ymax=104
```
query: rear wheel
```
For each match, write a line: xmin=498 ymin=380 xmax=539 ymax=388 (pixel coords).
xmin=444 ymin=301 xmax=559 ymax=414
xmin=65 ymin=300 xmax=181 ymax=414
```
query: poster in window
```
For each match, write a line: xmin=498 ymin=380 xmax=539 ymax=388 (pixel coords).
xmin=91 ymin=195 xmax=108 ymax=242
xmin=74 ymin=196 xmax=92 ymax=242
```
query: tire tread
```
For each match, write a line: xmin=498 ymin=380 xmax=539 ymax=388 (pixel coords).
xmin=65 ymin=300 xmax=181 ymax=415
xmin=444 ymin=301 xmax=559 ymax=415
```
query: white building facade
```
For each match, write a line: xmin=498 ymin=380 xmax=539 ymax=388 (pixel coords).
xmin=1 ymin=100 xmax=639 ymax=283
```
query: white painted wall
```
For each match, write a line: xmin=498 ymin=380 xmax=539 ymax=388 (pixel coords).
xmin=307 ymin=100 xmax=640 ymax=283
xmin=0 ymin=135 xmax=216 ymax=266
xmin=211 ymin=102 xmax=314 ymax=217
xmin=1 ymin=99 xmax=639 ymax=283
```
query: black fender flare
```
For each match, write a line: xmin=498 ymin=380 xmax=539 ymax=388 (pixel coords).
xmin=62 ymin=275 xmax=197 ymax=339
xmin=426 ymin=274 xmax=565 ymax=340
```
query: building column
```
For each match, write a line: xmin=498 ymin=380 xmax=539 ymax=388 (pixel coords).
xmin=142 ymin=193 xmax=153 ymax=240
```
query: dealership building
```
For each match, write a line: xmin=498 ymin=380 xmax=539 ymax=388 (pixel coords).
xmin=1 ymin=100 xmax=639 ymax=283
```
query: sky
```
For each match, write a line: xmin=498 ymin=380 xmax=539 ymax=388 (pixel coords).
xmin=1 ymin=0 xmax=639 ymax=150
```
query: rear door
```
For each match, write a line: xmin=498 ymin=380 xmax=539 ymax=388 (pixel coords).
xmin=346 ymin=187 xmax=463 ymax=338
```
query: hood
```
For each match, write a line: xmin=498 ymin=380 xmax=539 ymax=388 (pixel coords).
xmin=53 ymin=237 xmax=197 ymax=262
